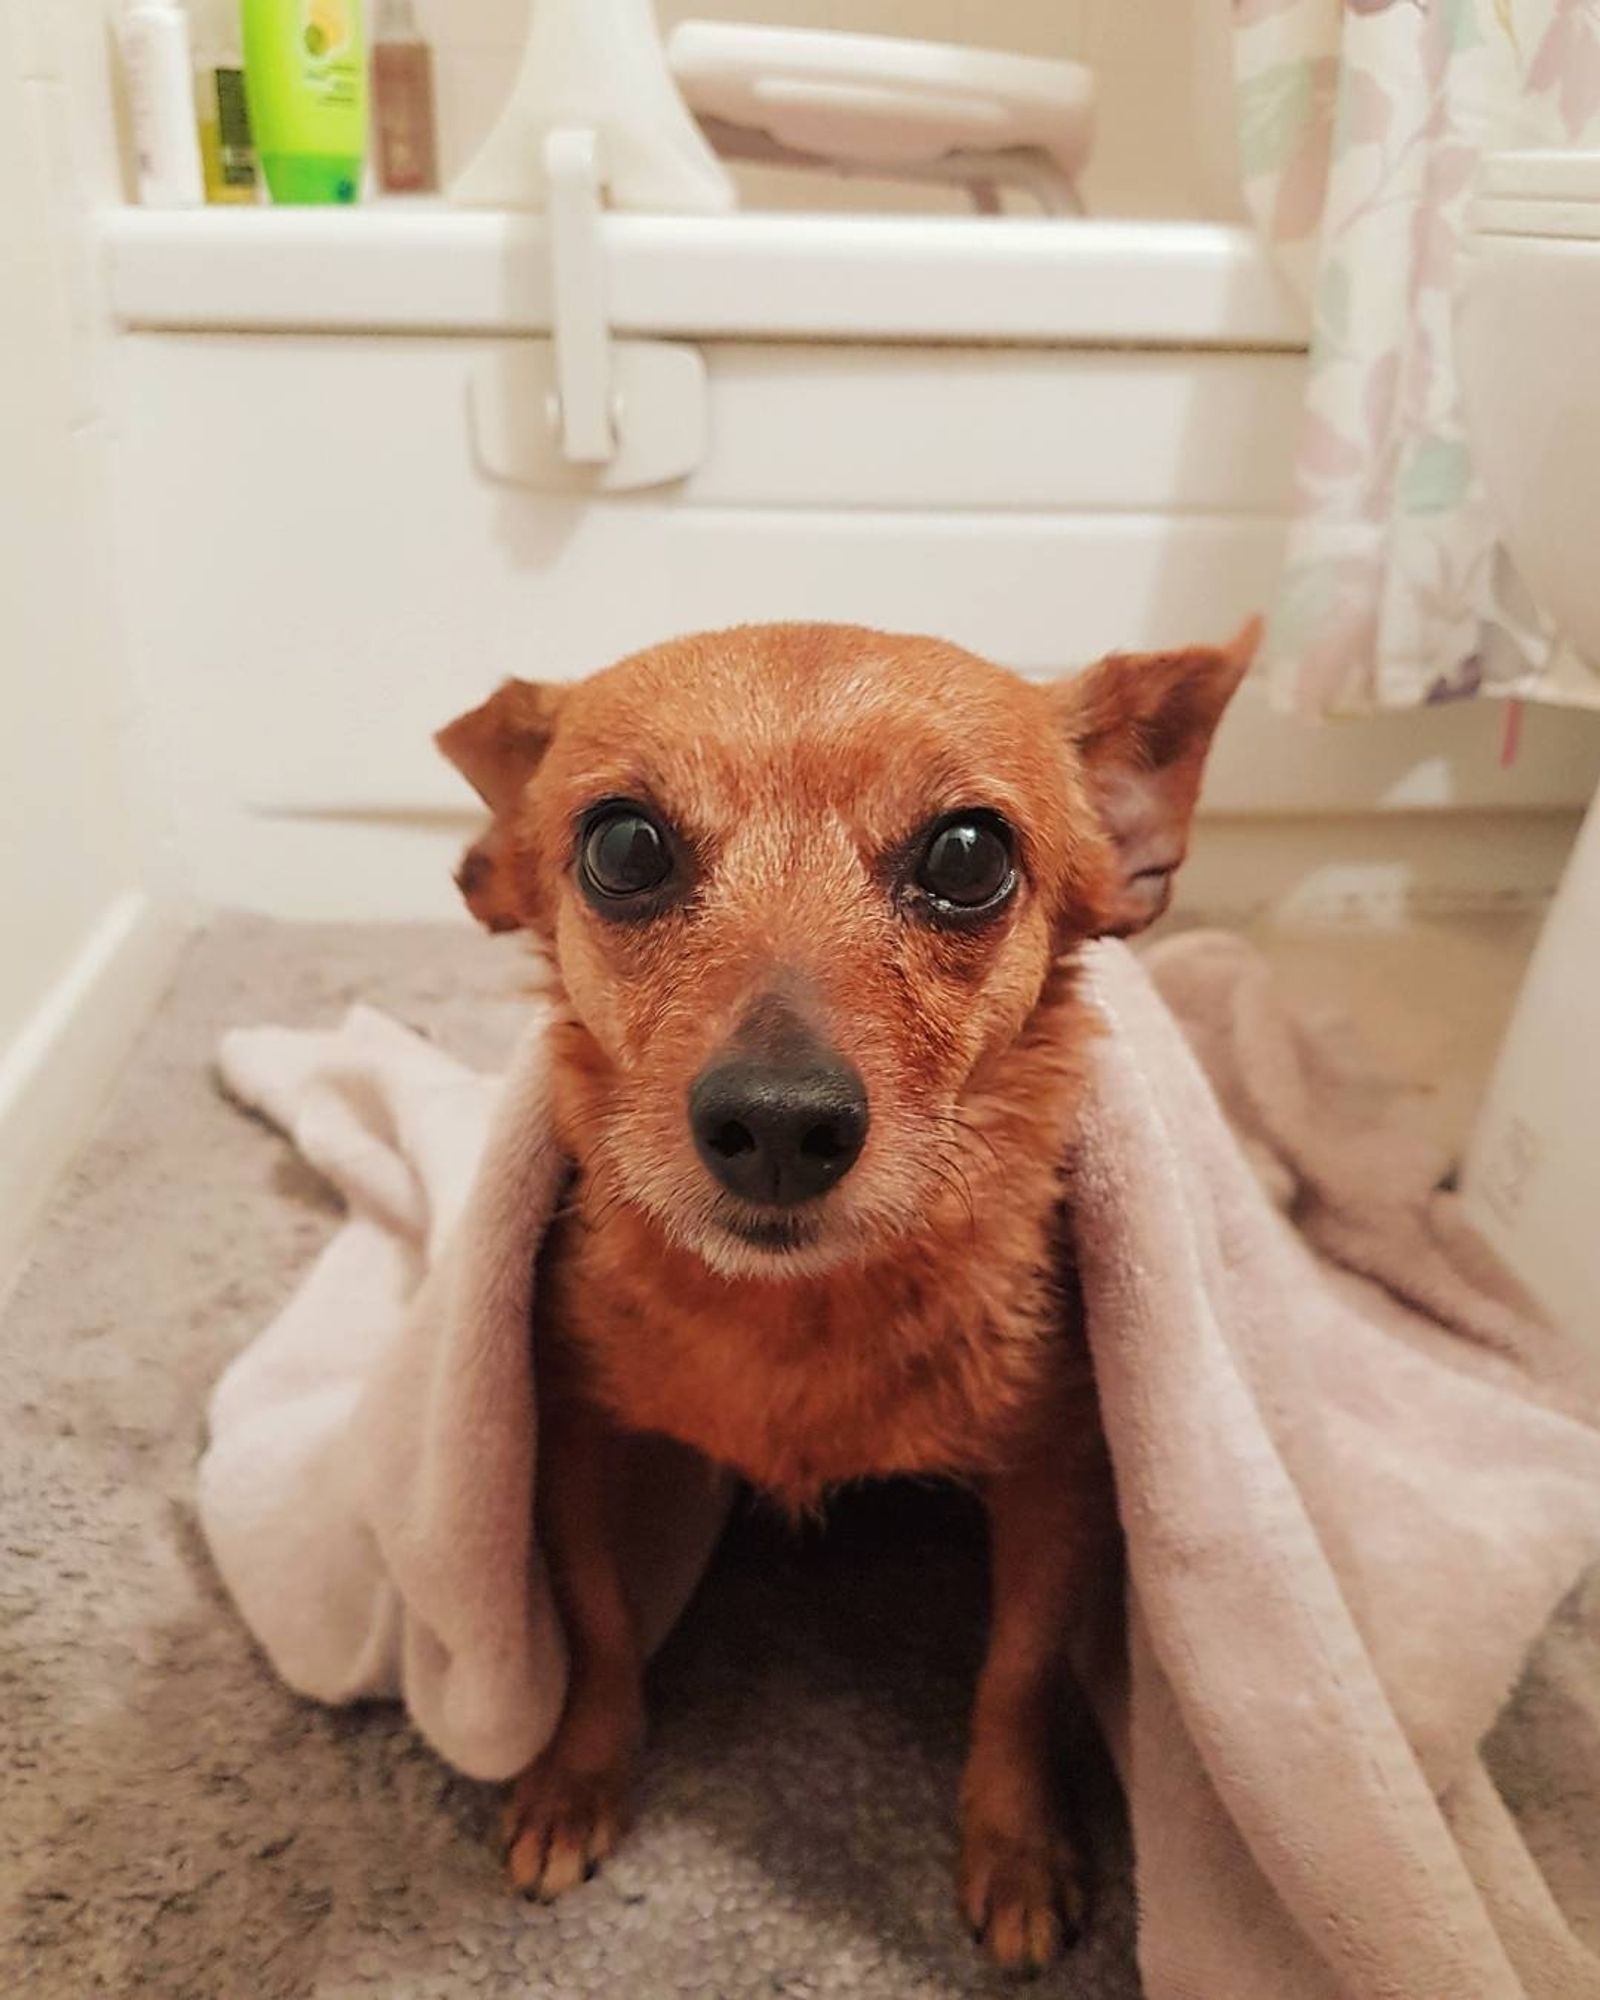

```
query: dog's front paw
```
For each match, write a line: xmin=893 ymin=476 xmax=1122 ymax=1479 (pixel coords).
xmin=502 ymin=1754 xmax=631 ymax=1901
xmin=959 ymin=1818 xmax=1087 ymax=1976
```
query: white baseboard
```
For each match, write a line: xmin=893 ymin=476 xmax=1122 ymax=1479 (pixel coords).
xmin=0 ymin=890 xmax=189 ymax=1299
xmin=1173 ymin=810 xmax=1583 ymax=929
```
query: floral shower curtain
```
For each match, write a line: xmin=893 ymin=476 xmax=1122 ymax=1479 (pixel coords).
xmin=1235 ymin=0 xmax=1600 ymax=715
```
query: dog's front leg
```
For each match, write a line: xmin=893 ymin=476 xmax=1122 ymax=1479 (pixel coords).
xmin=961 ymin=1411 xmax=1113 ymax=1973
xmin=504 ymin=1392 xmax=644 ymax=1900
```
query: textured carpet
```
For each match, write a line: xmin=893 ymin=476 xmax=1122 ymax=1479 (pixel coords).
xmin=2 ymin=916 xmax=1596 ymax=2000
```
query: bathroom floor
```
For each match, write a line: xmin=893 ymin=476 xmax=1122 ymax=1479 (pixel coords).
xmin=3 ymin=910 xmax=1594 ymax=2000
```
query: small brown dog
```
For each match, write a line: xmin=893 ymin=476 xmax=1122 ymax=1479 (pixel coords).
xmin=437 ymin=620 xmax=1252 ymax=1972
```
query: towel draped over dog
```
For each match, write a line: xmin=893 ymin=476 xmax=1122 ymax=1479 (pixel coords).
xmin=198 ymin=933 xmax=1600 ymax=2000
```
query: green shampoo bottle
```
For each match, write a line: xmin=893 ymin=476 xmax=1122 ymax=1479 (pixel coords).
xmin=243 ymin=0 xmax=368 ymax=204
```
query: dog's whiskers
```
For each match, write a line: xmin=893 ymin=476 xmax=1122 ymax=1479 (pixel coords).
xmin=916 ymin=1141 xmax=978 ymax=1237
xmin=928 ymin=1107 xmax=1006 ymax=1178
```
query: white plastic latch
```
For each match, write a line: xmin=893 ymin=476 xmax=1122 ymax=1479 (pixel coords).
xmin=544 ymin=128 xmax=615 ymax=463
xmin=467 ymin=127 xmax=708 ymax=493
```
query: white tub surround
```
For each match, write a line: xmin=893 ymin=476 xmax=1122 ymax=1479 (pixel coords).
xmin=96 ymin=206 xmax=1596 ymax=923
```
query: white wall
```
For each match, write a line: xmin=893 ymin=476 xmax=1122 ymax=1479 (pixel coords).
xmin=0 ymin=0 xmax=185 ymax=1289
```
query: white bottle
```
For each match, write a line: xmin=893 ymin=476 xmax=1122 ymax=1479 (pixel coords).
xmin=125 ymin=0 xmax=205 ymax=207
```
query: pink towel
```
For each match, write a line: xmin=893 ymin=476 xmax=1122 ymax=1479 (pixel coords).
xmin=198 ymin=933 xmax=1600 ymax=2000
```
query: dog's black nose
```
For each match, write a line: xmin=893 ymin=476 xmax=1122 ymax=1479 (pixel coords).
xmin=689 ymin=1055 xmax=869 ymax=1207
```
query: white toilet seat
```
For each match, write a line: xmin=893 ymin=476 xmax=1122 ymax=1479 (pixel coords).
xmin=1458 ymin=148 xmax=1600 ymax=672
xmin=1457 ymin=146 xmax=1600 ymax=1346
xmin=1471 ymin=147 xmax=1600 ymax=239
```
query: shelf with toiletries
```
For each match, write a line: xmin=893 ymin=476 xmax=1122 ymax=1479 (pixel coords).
xmin=104 ymin=4 xmax=1300 ymax=347
xmin=123 ymin=0 xmax=439 ymax=212
xmin=106 ymin=4 xmax=1306 ymax=351
xmin=116 ymin=5 xmax=1242 ymax=228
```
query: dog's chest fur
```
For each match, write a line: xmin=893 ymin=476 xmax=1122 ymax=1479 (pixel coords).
xmin=535 ymin=962 xmax=1098 ymax=1510
xmin=539 ymin=1043 xmax=1092 ymax=1509
xmin=542 ymin=1218 xmax=1077 ymax=1509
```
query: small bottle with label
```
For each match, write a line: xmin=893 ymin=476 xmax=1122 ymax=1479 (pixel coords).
xmin=191 ymin=0 xmax=259 ymax=203
xmin=124 ymin=0 xmax=205 ymax=208
xmin=371 ymin=0 xmax=438 ymax=195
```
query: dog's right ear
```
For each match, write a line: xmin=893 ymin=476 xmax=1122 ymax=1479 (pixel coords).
xmin=435 ymin=678 xmax=562 ymax=814
xmin=435 ymin=679 xmax=563 ymax=930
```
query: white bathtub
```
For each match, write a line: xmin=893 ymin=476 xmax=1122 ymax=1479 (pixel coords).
xmin=100 ymin=207 xmax=1591 ymax=922
xmin=104 ymin=208 xmax=1302 ymax=344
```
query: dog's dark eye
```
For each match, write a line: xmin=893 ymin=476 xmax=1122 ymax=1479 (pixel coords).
xmin=580 ymin=806 xmax=673 ymax=903
xmin=915 ymin=814 xmax=1016 ymax=914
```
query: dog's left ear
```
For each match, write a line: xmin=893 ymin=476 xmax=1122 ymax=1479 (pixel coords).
xmin=1057 ymin=617 xmax=1259 ymax=938
xmin=435 ymin=678 xmax=564 ymax=931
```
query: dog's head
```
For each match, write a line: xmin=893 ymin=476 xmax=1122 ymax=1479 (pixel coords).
xmin=438 ymin=621 xmax=1254 ymax=1278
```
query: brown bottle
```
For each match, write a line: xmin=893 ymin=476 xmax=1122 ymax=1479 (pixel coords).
xmin=371 ymin=0 xmax=438 ymax=194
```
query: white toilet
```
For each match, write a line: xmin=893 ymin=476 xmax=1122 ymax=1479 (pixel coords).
xmin=1456 ymin=148 xmax=1600 ymax=1345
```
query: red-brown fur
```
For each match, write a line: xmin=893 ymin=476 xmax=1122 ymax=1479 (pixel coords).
xmin=436 ymin=620 xmax=1253 ymax=1971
